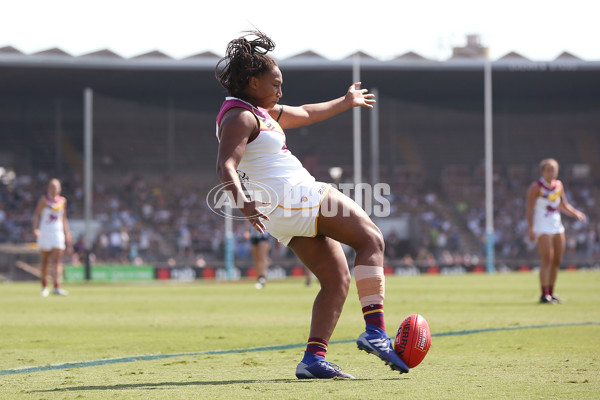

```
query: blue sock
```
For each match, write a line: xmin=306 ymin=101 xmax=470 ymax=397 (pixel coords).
xmin=302 ymin=351 xmax=324 ymax=363
xmin=366 ymin=323 xmax=386 ymax=333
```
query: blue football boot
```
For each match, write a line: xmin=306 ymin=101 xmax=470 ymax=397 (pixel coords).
xmin=356 ymin=325 xmax=410 ymax=373
xmin=295 ymin=354 xmax=355 ymax=379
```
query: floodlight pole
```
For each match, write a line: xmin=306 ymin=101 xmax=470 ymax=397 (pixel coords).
xmin=370 ymin=88 xmax=379 ymax=187
xmin=484 ymin=53 xmax=495 ymax=273
xmin=55 ymin=99 xmax=63 ymax=178
xmin=353 ymin=54 xmax=362 ymax=207
xmin=224 ymin=205 xmax=234 ymax=280
xmin=83 ymin=88 xmax=94 ymax=281
xmin=167 ymin=97 xmax=175 ymax=176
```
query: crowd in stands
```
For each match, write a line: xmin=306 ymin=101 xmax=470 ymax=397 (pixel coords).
xmin=1 ymin=166 xmax=598 ymax=268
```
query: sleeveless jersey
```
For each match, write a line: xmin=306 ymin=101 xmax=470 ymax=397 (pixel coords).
xmin=39 ymin=195 xmax=66 ymax=235
xmin=532 ymin=178 xmax=564 ymax=235
xmin=216 ymin=97 xmax=314 ymax=209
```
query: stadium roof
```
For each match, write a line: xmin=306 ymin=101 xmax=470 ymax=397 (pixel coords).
xmin=497 ymin=51 xmax=530 ymax=61
xmin=344 ymin=51 xmax=378 ymax=60
xmin=0 ymin=45 xmax=23 ymax=55
xmin=555 ymin=51 xmax=582 ymax=61
xmin=184 ymin=51 xmax=221 ymax=60
xmin=131 ymin=50 xmax=172 ymax=59
xmin=393 ymin=51 xmax=430 ymax=61
xmin=1 ymin=46 xmax=599 ymax=70
xmin=80 ymin=49 xmax=123 ymax=58
xmin=286 ymin=50 xmax=327 ymax=60
xmin=1 ymin=46 xmax=599 ymax=112
xmin=2 ymin=47 xmax=598 ymax=81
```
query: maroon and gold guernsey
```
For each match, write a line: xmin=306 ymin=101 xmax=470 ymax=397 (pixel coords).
xmin=39 ymin=195 xmax=65 ymax=235
xmin=36 ymin=194 xmax=67 ymax=250
xmin=216 ymin=97 xmax=314 ymax=208
xmin=532 ymin=178 xmax=565 ymax=236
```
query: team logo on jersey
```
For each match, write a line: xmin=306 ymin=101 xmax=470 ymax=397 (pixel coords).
xmin=258 ymin=113 xmax=281 ymax=133
xmin=264 ymin=120 xmax=276 ymax=130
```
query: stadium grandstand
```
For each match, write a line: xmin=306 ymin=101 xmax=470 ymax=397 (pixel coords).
xmin=1 ymin=35 xmax=599 ymax=280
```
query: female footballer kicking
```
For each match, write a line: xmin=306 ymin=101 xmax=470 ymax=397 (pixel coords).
xmin=215 ymin=30 xmax=409 ymax=379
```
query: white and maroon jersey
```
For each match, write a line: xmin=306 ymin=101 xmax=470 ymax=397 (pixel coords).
xmin=533 ymin=178 xmax=564 ymax=235
xmin=39 ymin=195 xmax=66 ymax=235
xmin=216 ymin=97 xmax=314 ymax=208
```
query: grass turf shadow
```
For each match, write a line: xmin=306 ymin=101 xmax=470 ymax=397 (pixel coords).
xmin=28 ymin=377 xmax=396 ymax=392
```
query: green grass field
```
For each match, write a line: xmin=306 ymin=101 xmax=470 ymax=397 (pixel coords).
xmin=1 ymin=271 xmax=599 ymax=399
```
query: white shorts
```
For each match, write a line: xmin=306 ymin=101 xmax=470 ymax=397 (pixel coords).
xmin=37 ymin=231 xmax=66 ymax=251
xmin=533 ymin=225 xmax=565 ymax=239
xmin=264 ymin=181 xmax=330 ymax=246
xmin=533 ymin=214 xmax=564 ymax=239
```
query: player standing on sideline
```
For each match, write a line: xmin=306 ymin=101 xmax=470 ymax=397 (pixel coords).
xmin=246 ymin=222 xmax=271 ymax=289
xmin=215 ymin=30 xmax=409 ymax=379
xmin=527 ymin=158 xmax=586 ymax=304
xmin=33 ymin=178 xmax=72 ymax=296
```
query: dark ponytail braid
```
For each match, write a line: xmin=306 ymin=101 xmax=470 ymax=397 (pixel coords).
xmin=215 ymin=30 xmax=277 ymax=98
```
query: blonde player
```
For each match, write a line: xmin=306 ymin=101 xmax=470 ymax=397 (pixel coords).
xmin=33 ymin=178 xmax=72 ymax=296
xmin=215 ymin=30 xmax=408 ymax=379
xmin=527 ymin=159 xmax=586 ymax=303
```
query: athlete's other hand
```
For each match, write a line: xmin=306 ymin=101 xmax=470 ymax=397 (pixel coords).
xmin=345 ymin=82 xmax=376 ymax=109
xmin=242 ymin=200 xmax=271 ymax=234
xmin=528 ymin=227 xmax=536 ymax=242
xmin=575 ymin=210 xmax=587 ymax=223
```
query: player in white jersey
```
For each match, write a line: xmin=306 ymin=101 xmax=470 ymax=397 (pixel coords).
xmin=215 ymin=31 xmax=409 ymax=379
xmin=33 ymin=178 xmax=72 ymax=296
xmin=526 ymin=159 xmax=586 ymax=304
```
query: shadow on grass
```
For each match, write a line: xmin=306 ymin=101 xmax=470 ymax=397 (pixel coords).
xmin=30 ymin=377 xmax=399 ymax=392
xmin=30 ymin=379 xmax=292 ymax=392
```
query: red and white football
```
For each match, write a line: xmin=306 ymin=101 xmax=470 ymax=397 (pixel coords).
xmin=394 ymin=313 xmax=431 ymax=368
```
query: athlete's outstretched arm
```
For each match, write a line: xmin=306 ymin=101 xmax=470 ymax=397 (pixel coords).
xmin=271 ymin=82 xmax=375 ymax=130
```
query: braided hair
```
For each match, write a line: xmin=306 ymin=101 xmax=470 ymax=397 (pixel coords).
xmin=215 ymin=30 xmax=277 ymax=99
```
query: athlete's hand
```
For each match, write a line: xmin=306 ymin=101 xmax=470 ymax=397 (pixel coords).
xmin=345 ymin=82 xmax=376 ymax=109
xmin=575 ymin=210 xmax=587 ymax=223
xmin=33 ymin=228 xmax=40 ymax=239
xmin=242 ymin=200 xmax=271 ymax=234
xmin=528 ymin=227 xmax=536 ymax=242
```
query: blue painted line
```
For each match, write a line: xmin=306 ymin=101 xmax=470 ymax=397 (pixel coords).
xmin=426 ymin=321 xmax=600 ymax=337
xmin=1 ymin=321 xmax=597 ymax=376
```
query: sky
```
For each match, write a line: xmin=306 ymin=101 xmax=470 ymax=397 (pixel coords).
xmin=1 ymin=0 xmax=599 ymax=62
